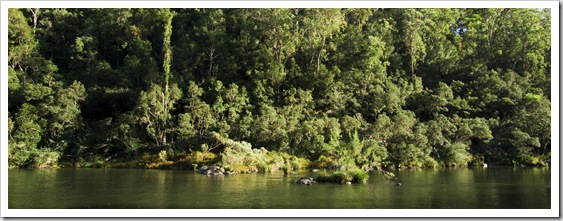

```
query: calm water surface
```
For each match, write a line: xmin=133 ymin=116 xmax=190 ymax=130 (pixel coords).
xmin=9 ymin=167 xmax=550 ymax=209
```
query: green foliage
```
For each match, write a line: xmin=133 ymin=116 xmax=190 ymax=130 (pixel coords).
xmin=442 ymin=142 xmax=472 ymax=166
xmin=316 ymin=171 xmax=349 ymax=183
xmin=349 ymin=168 xmax=369 ymax=183
xmin=8 ymin=8 xmax=551 ymax=169
xmin=31 ymin=149 xmax=61 ymax=168
xmin=135 ymin=83 xmax=182 ymax=149
xmin=158 ymin=150 xmax=168 ymax=162
xmin=8 ymin=8 xmax=37 ymax=70
xmin=215 ymin=133 xmax=269 ymax=172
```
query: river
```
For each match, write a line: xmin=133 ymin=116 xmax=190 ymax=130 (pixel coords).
xmin=8 ymin=166 xmax=550 ymax=209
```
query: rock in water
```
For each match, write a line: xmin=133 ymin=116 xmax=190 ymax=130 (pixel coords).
xmin=196 ymin=166 xmax=209 ymax=175
xmin=197 ymin=165 xmax=226 ymax=175
xmin=295 ymin=177 xmax=316 ymax=185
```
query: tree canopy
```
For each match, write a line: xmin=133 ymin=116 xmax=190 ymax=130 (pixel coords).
xmin=8 ymin=8 xmax=551 ymax=169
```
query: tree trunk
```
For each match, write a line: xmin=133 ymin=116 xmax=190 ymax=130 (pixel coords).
xmin=29 ymin=8 xmax=39 ymax=35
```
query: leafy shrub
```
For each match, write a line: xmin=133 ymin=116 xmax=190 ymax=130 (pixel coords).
xmin=158 ymin=150 xmax=168 ymax=162
xmin=315 ymin=171 xmax=344 ymax=183
xmin=186 ymin=151 xmax=218 ymax=163
xmin=423 ymin=156 xmax=439 ymax=168
xmin=216 ymin=133 xmax=310 ymax=173
xmin=312 ymin=155 xmax=333 ymax=168
xmin=265 ymin=151 xmax=285 ymax=172
xmin=469 ymin=154 xmax=485 ymax=166
xmin=8 ymin=142 xmax=33 ymax=168
xmin=218 ymin=135 xmax=268 ymax=172
xmin=31 ymin=149 xmax=60 ymax=168
xmin=289 ymin=155 xmax=310 ymax=170
xmin=329 ymin=171 xmax=349 ymax=183
xmin=268 ymin=151 xmax=310 ymax=173
xmin=348 ymin=169 xmax=369 ymax=183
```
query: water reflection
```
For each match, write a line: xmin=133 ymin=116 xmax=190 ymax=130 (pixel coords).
xmin=9 ymin=167 xmax=551 ymax=209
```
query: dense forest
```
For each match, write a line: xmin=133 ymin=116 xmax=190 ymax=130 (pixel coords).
xmin=8 ymin=8 xmax=551 ymax=172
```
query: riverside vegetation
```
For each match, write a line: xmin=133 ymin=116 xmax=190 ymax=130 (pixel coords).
xmin=9 ymin=9 xmax=551 ymax=182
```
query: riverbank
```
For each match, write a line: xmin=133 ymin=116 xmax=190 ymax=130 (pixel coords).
xmin=21 ymin=149 xmax=550 ymax=172
xmin=71 ymin=149 xmax=312 ymax=174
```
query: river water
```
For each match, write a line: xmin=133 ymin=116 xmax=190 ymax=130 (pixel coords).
xmin=8 ymin=167 xmax=550 ymax=209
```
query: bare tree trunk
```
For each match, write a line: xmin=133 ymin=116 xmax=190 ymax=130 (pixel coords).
xmin=29 ymin=8 xmax=40 ymax=35
xmin=208 ymin=46 xmax=216 ymax=76
xmin=162 ymin=92 xmax=167 ymax=147
xmin=316 ymin=38 xmax=326 ymax=73
xmin=409 ymin=41 xmax=416 ymax=80
xmin=160 ymin=10 xmax=174 ymax=149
